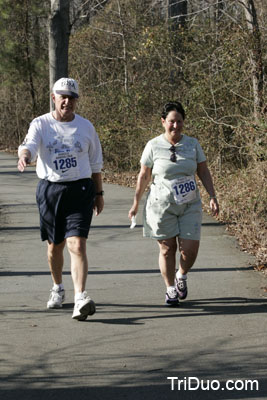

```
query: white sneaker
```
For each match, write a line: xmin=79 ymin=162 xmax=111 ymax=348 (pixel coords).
xmin=72 ymin=291 xmax=96 ymax=321
xmin=47 ymin=288 xmax=65 ymax=309
xmin=165 ymin=287 xmax=179 ymax=306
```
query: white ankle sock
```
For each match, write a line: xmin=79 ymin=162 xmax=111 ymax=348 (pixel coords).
xmin=53 ymin=283 xmax=64 ymax=291
xmin=176 ymin=271 xmax=187 ymax=280
xmin=75 ymin=292 xmax=85 ymax=302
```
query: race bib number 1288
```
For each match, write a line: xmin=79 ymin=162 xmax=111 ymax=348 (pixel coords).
xmin=170 ymin=175 xmax=197 ymax=205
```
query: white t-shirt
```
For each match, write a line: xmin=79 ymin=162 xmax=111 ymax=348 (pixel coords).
xmin=141 ymin=133 xmax=206 ymax=180
xmin=141 ymin=133 xmax=206 ymax=203
xmin=18 ymin=113 xmax=103 ymax=182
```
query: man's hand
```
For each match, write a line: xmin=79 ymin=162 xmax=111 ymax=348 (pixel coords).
xmin=17 ymin=155 xmax=30 ymax=172
xmin=94 ymin=195 xmax=104 ymax=216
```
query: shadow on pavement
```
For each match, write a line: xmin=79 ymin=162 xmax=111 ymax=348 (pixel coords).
xmin=0 ymin=266 xmax=254 ymax=277
xmin=1 ymin=297 xmax=266 ymax=324
xmin=0 ymin=222 xmax=225 ymax=231
xmin=0 ymin=379 xmax=266 ymax=400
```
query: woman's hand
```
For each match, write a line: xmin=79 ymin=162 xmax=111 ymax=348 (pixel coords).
xmin=197 ymin=161 xmax=219 ymax=217
xmin=128 ymin=204 xmax=138 ymax=220
xmin=128 ymin=164 xmax=152 ymax=221
xmin=210 ymin=197 xmax=219 ymax=216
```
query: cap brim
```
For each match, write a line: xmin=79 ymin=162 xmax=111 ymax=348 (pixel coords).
xmin=54 ymin=90 xmax=79 ymax=98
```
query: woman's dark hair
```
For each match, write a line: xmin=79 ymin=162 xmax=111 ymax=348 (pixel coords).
xmin=161 ymin=101 xmax=185 ymax=120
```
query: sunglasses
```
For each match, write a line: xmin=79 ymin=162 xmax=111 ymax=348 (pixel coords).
xmin=169 ymin=145 xmax=177 ymax=162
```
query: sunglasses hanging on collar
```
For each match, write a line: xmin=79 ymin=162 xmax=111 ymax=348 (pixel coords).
xmin=169 ymin=145 xmax=177 ymax=162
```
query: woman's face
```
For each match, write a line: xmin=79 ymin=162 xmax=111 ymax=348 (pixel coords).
xmin=161 ymin=110 xmax=184 ymax=139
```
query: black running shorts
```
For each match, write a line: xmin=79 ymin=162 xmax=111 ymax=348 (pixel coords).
xmin=36 ymin=178 xmax=95 ymax=244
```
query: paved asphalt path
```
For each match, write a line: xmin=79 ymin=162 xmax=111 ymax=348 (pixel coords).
xmin=0 ymin=151 xmax=266 ymax=400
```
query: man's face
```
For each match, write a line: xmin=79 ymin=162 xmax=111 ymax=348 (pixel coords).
xmin=52 ymin=93 xmax=77 ymax=122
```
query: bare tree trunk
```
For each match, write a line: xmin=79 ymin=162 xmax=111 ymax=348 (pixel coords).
xmin=241 ymin=0 xmax=264 ymax=120
xmin=117 ymin=0 xmax=128 ymax=96
xmin=24 ymin=0 xmax=37 ymax=114
xmin=213 ymin=0 xmax=224 ymax=41
xmin=168 ymin=0 xmax=187 ymax=28
xmin=49 ymin=0 xmax=70 ymax=110
xmin=212 ymin=0 xmax=224 ymax=24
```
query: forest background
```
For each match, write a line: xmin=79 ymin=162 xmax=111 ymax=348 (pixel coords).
xmin=0 ymin=0 xmax=266 ymax=269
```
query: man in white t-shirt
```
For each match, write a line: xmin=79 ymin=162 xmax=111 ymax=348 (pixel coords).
xmin=17 ymin=78 xmax=104 ymax=321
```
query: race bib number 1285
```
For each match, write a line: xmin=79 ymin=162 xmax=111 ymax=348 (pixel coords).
xmin=51 ymin=149 xmax=79 ymax=180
